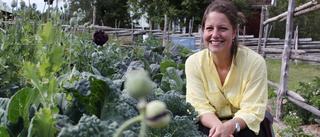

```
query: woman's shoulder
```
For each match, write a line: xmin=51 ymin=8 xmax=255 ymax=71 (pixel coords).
xmin=237 ymin=45 xmax=266 ymax=64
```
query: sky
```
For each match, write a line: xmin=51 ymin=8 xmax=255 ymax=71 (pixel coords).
xmin=1 ymin=0 xmax=67 ymax=12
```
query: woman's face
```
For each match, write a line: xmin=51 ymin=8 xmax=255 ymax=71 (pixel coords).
xmin=203 ymin=11 xmax=236 ymax=56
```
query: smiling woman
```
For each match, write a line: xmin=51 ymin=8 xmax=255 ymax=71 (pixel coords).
xmin=185 ymin=0 xmax=273 ymax=137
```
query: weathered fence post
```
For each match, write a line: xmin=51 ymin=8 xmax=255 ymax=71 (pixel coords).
xmin=262 ymin=24 xmax=269 ymax=58
xmin=131 ymin=19 xmax=134 ymax=40
xmin=257 ymin=6 xmax=265 ymax=53
xmin=294 ymin=26 xmax=299 ymax=66
xmin=243 ymin=26 xmax=246 ymax=44
xmin=277 ymin=0 xmax=296 ymax=120
xmin=199 ymin=25 xmax=203 ymax=50
xmin=188 ymin=17 xmax=194 ymax=37
xmin=93 ymin=2 xmax=96 ymax=25
xmin=149 ymin=20 xmax=152 ymax=30
xmin=163 ymin=14 xmax=167 ymax=47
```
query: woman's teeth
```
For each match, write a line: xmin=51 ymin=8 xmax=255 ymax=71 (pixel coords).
xmin=210 ymin=41 xmax=222 ymax=44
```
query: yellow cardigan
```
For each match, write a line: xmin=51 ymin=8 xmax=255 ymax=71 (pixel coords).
xmin=185 ymin=46 xmax=268 ymax=134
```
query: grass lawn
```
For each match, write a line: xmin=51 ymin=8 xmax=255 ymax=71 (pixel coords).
xmin=266 ymin=59 xmax=320 ymax=97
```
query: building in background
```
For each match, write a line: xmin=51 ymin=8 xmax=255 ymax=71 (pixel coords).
xmin=246 ymin=0 xmax=275 ymax=37
xmin=0 ymin=0 xmax=12 ymax=20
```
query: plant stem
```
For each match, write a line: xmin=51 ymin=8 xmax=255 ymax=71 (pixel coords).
xmin=113 ymin=115 xmax=142 ymax=137
xmin=138 ymin=98 xmax=147 ymax=137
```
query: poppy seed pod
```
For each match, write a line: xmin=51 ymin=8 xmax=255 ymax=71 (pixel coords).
xmin=124 ymin=70 xmax=152 ymax=99
xmin=84 ymin=22 xmax=90 ymax=28
xmin=90 ymin=24 xmax=95 ymax=30
xmin=32 ymin=3 xmax=37 ymax=10
xmin=146 ymin=100 xmax=171 ymax=128
xmin=73 ymin=11 xmax=78 ymax=17
xmin=70 ymin=17 xmax=77 ymax=28
xmin=91 ymin=52 xmax=98 ymax=58
xmin=63 ymin=3 xmax=68 ymax=9
xmin=70 ymin=49 xmax=74 ymax=55
xmin=78 ymin=8 xmax=82 ymax=13
xmin=20 ymin=0 xmax=26 ymax=8
xmin=11 ymin=1 xmax=17 ymax=8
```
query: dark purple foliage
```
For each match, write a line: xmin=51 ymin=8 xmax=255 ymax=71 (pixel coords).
xmin=93 ymin=30 xmax=109 ymax=46
xmin=44 ymin=0 xmax=54 ymax=5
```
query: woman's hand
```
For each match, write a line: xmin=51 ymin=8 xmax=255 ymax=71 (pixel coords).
xmin=208 ymin=120 xmax=235 ymax=137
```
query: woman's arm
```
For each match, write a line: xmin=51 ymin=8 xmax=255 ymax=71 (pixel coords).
xmin=201 ymin=113 xmax=247 ymax=137
xmin=234 ymin=55 xmax=268 ymax=134
xmin=199 ymin=113 xmax=222 ymax=129
xmin=185 ymin=53 xmax=216 ymax=116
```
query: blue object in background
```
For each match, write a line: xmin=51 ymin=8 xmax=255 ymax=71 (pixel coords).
xmin=170 ymin=36 xmax=196 ymax=50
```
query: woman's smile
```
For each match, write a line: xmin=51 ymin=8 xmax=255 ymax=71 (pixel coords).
xmin=209 ymin=40 xmax=224 ymax=46
xmin=203 ymin=11 xmax=236 ymax=56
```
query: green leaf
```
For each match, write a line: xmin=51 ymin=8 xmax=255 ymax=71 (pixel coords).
xmin=49 ymin=44 xmax=64 ymax=68
xmin=0 ymin=125 xmax=10 ymax=137
xmin=30 ymin=108 xmax=59 ymax=137
xmin=160 ymin=60 xmax=177 ymax=73
xmin=24 ymin=62 xmax=41 ymax=91
xmin=7 ymin=88 xmax=39 ymax=123
xmin=40 ymin=22 xmax=55 ymax=45
xmin=6 ymin=116 xmax=24 ymax=137
xmin=91 ymin=66 xmax=101 ymax=76
xmin=152 ymin=46 xmax=165 ymax=54
xmin=48 ymin=78 xmax=60 ymax=104
xmin=0 ymin=98 xmax=9 ymax=126
xmin=0 ymin=98 xmax=9 ymax=110
xmin=160 ymin=67 xmax=184 ymax=94
xmin=178 ymin=63 xmax=185 ymax=71
xmin=39 ymin=61 xmax=51 ymax=78
xmin=72 ymin=77 xmax=109 ymax=118
xmin=141 ymin=58 xmax=152 ymax=75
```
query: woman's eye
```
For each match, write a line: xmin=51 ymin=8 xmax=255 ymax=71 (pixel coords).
xmin=220 ymin=27 xmax=227 ymax=30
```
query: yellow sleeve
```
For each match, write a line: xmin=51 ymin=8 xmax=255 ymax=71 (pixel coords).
xmin=185 ymin=53 xmax=216 ymax=117
xmin=234 ymin=57 xmax=268 ymax=135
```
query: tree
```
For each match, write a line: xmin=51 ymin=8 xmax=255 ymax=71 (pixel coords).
xmin=128 ymin=0 xmax=253 ymax=31
xmin=268 ymin=0 xmax=320 ymax=40
xmin=95 ymin=0 xmax=131 ymax=28
xmin=68 ymin=0 xmax=131 ymax=28
xmin=128 ymin=0 xmax=211 ymax=30
xmin=68 ymin=0 xmax=94 ymax=23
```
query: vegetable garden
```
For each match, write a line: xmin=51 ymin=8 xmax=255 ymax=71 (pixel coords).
xmin=0 ymin=3 xmax=208 ymax=137
xmin=0 ymin=1 xmax=319 ymax=137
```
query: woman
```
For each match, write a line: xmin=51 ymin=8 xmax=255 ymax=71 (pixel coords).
xmin=186 ymin=0 xmax=270 ymax=137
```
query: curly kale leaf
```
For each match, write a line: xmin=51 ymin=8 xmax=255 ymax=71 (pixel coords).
xmin=65 ymin=72 xmax=126 ymax=121
xmin=72 ymin=79 xmax=91 ymax=96
xmin=69 ymin=77 xmax=110 ymax=118
xmin=54 ymin=114 xmax=73 ymax=129
xmin=56 ymin=93 xmax=81 ymax=123
xmin=158 ymin=90 xmax=198 ymax=120
xmin=148 ymin=116 xmax=206 ymax=137
xmin=160 ymin=67 xmax=184 ymax=94
xmin=116 ymin=90 xmax=139 ymax=119
xmin=57 ymin=114 xmax=138 ymax=137
xmin=58 ymin=115 xmax=107 ymax=137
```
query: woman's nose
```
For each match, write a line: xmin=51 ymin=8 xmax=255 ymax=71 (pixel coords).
xmin=211 ymin=29 xmax=220 ymax=38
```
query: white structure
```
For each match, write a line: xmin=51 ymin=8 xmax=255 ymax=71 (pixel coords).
xmin=0 ymin=0 xmax=11 ymax=13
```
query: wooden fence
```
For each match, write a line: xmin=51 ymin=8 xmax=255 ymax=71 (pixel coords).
xmin=259 ymin=0 xmax=320 ymax=122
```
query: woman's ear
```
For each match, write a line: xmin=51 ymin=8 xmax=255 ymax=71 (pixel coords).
xmin=233 ymin=29 xmax=237 ymax=39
